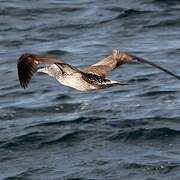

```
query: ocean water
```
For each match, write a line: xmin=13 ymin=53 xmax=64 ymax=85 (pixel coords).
xmin=0 ymin=0 xmax=180 ymax=179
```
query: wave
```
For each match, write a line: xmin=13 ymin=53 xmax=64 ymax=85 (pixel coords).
xmin=40 ymin=130 xmax=89 ymax=147
xmin=1 ymin=102 xmax=82 ymax=120
xmin=27 ymin=116 xmax=105 ymax=129
xmin=0 ymin=131 xmax=46 ymax=150
xmin=150 ymin=0 xmax=180 ymax=5
xmin=0 ymin=129 xmax=93 ymax=150
xmin=118 ymin=9 xmax=152 ymax=18
xmin=144 ymin=18 xmax=180 ymax=28
xmin=122 ymin=161 xmax=179 ymax=174
xmin=108 ymin=127 xmax=180 ymax=142
xmin=3 ymin=167 xmax=49 ymax=180
xmin=138 ymin=90 xmax=178 ymax=97
xmin=44 ymin=49 xmax=68 ymax=56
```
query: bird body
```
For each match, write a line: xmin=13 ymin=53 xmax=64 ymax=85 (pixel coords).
xmin=17 ymin=49 xmax=180 ymax=91
xmin=37 ymin=64 xmax=122 ymax=91
xmin=58 ymin=73 xmax=96 ymax=91
xmin=38 ymin=65 xmax=96 ymax=91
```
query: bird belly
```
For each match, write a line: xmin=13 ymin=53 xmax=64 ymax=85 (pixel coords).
xmin=56 ymin=74 xmax=97 ymax=91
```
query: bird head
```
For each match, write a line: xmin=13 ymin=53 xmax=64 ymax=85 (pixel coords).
xmin=37 ymin=64 xmax=63 ymax=77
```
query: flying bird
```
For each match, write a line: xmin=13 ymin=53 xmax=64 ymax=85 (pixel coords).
xmin=17 ymin=49 xmax=180 ymax=91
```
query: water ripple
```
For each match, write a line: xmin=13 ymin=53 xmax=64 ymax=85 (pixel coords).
xmin=108 ymin=127 xmax=180 ymax=142
xmin=1 ymin=0 xmax=180 ymax=179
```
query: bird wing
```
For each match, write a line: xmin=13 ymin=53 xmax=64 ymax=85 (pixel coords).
xmin=17 ymin=53 xmax=66 ymax=88
xmin=81 ymin=49 xmax=180 ymax=79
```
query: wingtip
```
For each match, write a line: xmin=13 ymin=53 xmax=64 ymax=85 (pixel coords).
xmin=20 ymin=82 xmax=28 ymax=89
xmin=17 ymin=53 xmax=38 ymax=89
xmin=131 ymin=55 xmax=180 ymax=80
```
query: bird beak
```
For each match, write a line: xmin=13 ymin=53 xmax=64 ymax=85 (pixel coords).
xmin=37 ymin=67 xmax=48 ymax=74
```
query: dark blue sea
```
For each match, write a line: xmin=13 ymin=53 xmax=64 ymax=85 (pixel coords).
xmin=0 ymin=0 xmax=180 ymax=179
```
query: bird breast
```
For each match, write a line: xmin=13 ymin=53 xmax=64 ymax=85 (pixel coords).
xmin=56 ymin=73 xmax=97 ymax=91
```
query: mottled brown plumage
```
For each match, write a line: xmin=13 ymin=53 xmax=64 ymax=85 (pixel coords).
xmin=17 ymin=49 xmax=180 ymax=91
xmin=82 ymin=49 xmax=180 ymax=79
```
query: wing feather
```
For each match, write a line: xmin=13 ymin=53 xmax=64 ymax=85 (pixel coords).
xmin=82 ymin=49 xmax=180 ymax=79
xmin=17 ymin=53 xmax=64 ymax=88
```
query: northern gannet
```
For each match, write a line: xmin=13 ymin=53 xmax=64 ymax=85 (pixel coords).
xmin=17 ymin=49 xmax=180 ymax=91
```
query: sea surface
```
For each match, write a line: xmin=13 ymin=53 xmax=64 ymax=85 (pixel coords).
xmin=0 ymin=0 xmax=180 ymax=179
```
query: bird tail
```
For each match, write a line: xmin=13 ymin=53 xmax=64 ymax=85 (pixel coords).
xmin=110 ymin=80 xmax=128 ymax=86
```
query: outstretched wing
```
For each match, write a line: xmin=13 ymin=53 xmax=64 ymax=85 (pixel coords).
xmin=81 ymin=49 xmax=180 ymax=79
xmin=17 ymin=53 xmax=65 ymax=88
